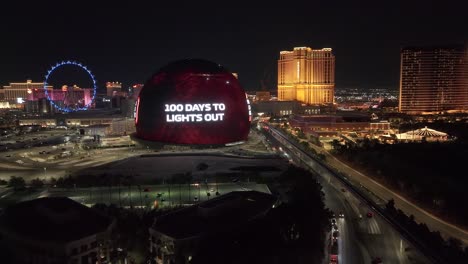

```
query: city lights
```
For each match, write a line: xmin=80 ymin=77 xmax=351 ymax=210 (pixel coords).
xmin=43 ymin=60 xmax=97 ymax=112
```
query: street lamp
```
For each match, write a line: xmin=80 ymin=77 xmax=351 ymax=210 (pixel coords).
xmin=197 ymin=183 xmax=201 ymax=202
xmin=43 ymin=167 xmax=47 ymax=179
xmin=138 ymin=185 xmax=143 ymax=209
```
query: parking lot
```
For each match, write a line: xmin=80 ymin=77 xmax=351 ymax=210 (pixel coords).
xmin=0 ymin=182 xmax=271 ymax=209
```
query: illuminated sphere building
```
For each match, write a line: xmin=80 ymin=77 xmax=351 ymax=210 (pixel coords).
xmin=135 ymin=59 xmax=250 ymax=145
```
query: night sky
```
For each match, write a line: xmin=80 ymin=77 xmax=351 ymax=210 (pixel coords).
xmin=1 ymin=0 xmax=466 ymax=92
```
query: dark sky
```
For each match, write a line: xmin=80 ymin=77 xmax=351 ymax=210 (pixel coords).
xmin=1 ymin=0 xmax=466 ymax=91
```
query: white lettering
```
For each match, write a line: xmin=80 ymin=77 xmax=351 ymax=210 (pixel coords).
xmin=165 ymin=102 xmax=226 ymax=123
xmin=166 ymin=114 xmax=178 ymax=122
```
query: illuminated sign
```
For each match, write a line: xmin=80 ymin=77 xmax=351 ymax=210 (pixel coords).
xmin=165 ymin=103 xmax=225 ymax=122
xmin=134 ymin=97 xmax=140 ymax=123
xmin=245 ymin=93 xmax=252 ymax=122
xmin=135 ymin=59 xmax=250 ymax=145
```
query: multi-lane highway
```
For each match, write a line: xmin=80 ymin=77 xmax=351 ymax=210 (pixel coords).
xmin=323 ymin=150 xmax=468 ymax=246
xmin=322 ymin=173 xmax=426 ymax=263
xmin=262 ymin=125 xmax=432 ymax=264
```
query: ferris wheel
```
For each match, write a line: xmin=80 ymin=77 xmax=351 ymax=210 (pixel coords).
xmin=43 ymin=61 xmax=97 ymax=112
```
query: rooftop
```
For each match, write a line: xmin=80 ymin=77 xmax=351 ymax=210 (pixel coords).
xmin=290 ymin=113 xmax=370 ymax=123
xmin=152 ymin=191 xmax=277 ymax=239
xmin=0 ymin=197 xmax=111 ymax=243
xmin=19 ymin=109 xmax=125 ymax=120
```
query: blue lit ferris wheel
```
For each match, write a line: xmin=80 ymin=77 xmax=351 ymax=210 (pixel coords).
xmin=43 ymin=61 xmax=97 ymax=112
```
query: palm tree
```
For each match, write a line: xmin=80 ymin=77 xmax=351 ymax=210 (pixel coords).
xmin=167 ymin=179 xmax=171 ymax=206
xmin=8 ymin=176 xmax=25 ymax=191
xmin=123 ymin=175 xmax=134 ymax=208
xmin=137 ymin=185 xmax=143 ymax=210
xmin=117 ymin=174 xmax=123 ymax=207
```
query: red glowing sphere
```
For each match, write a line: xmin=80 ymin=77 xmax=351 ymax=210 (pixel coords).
xmin=135 ymin=59 xmax=250 ymax=145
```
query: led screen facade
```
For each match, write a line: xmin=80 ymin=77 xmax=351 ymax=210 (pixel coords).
xmin=135 ymin=59 xmax=250 ymax=145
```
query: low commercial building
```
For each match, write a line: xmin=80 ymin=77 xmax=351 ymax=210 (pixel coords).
xmin=19 ymin=118 xmax=57 ymax=127
xmin=0 ymin=197 xmax=115 ymax=264
xmin=370 ymin=121 xmax=391 ymax=131
xmin=149 ymin=191 xmax=277 ymax=264
xmin=80 ymin=124 xmax=110 ymax=137
xmin=18 ymin=110 xmax=136 ymax=136
xmin=289 ymin=113 xmax=371 ymax=133
xmin=252 ymin=100 xmax=322 ymax=116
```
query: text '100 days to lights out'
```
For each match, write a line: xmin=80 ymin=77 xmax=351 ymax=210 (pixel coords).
xmin=165 ymin=103 xmax=225 ymax=122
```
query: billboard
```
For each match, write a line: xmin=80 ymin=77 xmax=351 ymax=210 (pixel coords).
xmin=135 ymin=59 xmax=250 ymax=145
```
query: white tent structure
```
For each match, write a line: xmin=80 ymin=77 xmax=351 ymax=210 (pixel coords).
xmin=396 ymin=126 xmax=449 ymax=142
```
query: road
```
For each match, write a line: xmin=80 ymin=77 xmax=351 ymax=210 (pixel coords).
xmin=321 ymin=174 xmax=426 ymax=264
xmin=263 ymin=126 xmax=432 ymax=264
xmin=0 ymin=129 xmax=76 ymax=152
xmin=0 ymin=146 xmax=140 ymax=182
xmin=323 ymin=151 xmax=468 ymax=245
xmin=0 ymin=128 xmax=277 ymax=184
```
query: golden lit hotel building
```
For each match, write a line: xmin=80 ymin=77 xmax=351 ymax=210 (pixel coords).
xmin=106 ymin=81 xmax=122 ymax=97
xmin=2 ymin=79 xmax=52 ymax=103
xmin=399 ymin=45 xmax=468 ymax=114
xmin=278 ymin=47 xmax=335 ymax=104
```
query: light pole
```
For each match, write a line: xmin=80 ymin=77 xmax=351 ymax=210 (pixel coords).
xmin=168 ymin=181 xmax=171 ymax=206
xmin=138 ymin=185 xmax=143 ymax=210
xmin=43 ymin=167 xmax=47 ymax=179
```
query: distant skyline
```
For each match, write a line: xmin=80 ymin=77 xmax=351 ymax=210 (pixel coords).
xmin=1 ymin=1 xmax=466 ymax=91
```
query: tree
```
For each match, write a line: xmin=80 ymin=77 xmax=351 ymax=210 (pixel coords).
xmin=123 ymin=175 xmax=134 ymax=208
xmin=49 ymin=177 xmax=57 ymax=186
xmin=30 ymin=178 xmax=44 ymax=189
xmin=317 ymin=153 xmax=326 ymax=161
xmin=447 ymin=237 xmax=463 ymax=252
xmin=276 ymin=165 xmax=329 ymax=262
xmin=298 ymin=130 xmax=307 ymax=139
xmin=300 ymin=141 xmax=309 ymax=151
xmin=8 ymin=176 xmax=26 ymax=191
xmin=331 ymin=139 xmax=341 ymax=151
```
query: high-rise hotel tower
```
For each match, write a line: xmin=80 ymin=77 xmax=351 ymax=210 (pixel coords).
xmin=399 ymin=45 xmax=467 ymax=114
xmin=278 ymin=47 xmax=335 ymax=104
